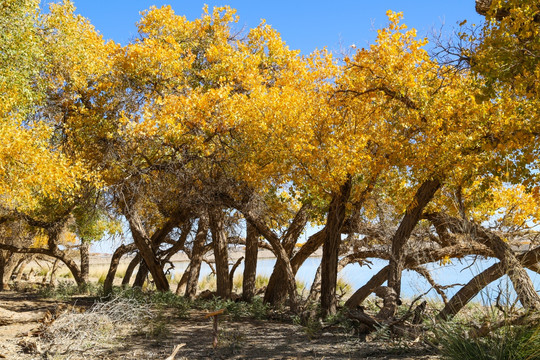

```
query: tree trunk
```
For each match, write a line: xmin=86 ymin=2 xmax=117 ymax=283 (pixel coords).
xmin=122 ymin=253 xmax=140 ymax=286
xmin=345 ymin=265 xmax=390 ymax=309
xmin=209 ymin=208 xmax=230 ymax=299
xmin=321 ymin=177 xmax=352 ymax=317
xmin=438 ymin=246 xmax=540 ymax=319
xmin=426 ymin=212 xmax=540 ymax=312
xmin=133 ymin=260 xmax=149 ymax=288
xmin=175 ymin=265 xmax=190 ymax=295
xmin=14 ymin=255 xmax=33 ymax=282
xmin=439 ymin=262 xmax=504 ymax=320
xmin=384 ymin=179 xmax=440 ymax=319
xmin=242 ymin=222 xmax=259 ymax=301
xmin=103 ymin=244 xmax=137 ymax=295
xmin=80 ymin=241 xmax=90 ymax=285
xmin=185 ymin=215 xmax=209 ymax=299
xmin=127 ymin=213 xmax=170 ymax=291
xmin=264 ymin=205 xmax=310 ymax=304
xmin=0 ymin=252 xmax=6 ymax=291
xmin=224 ymin=198 xmax=299 ymax=310
xmin=307 ymin=262 xmax=322 ymax=303
xmin=264 ymin=229 xmax=327 ymax=304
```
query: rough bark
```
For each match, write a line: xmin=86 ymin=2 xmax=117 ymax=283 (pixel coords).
xmin=307 ymin=263 xmax=322 ymax=303
xmin=264 ymin=204 xmax=310 ymax=304
xmin=229 ymin=256 xmax=244 ymax=293
xmin=79 ymin=241 xmax=90 ymax=285
xmin=0 ymin=253 xmax=6 ymax=291
xmin=244 ymin=214 xmax=299 ymax=310
xmin=426 ymin=212 xmax=540 ymax=311
xmin=209 ymin=208 xmax=230 ymax=299
xmin=133 ymin=260 xmax=149 ymax=288
xmin=321 ymin=177 xmax=352 ymax=317
xmin=127 ymin=213 xmax=170 ymax=291
xmin=185 ymin=215 xmax=209 ymax=299
xmin=103 ymin=243 xmax=137 ymax=295
xmin=438 ymin=246 xmax=540 ymax=320
xmin=122 ymin=253 xmax=140 ymax=286
xmin=384 ymin=179 xmax=441 ymax=318
xmin=242 ymin=222 xmax=259 ymax=301
xmin=345 ymin=265 xmax=390 ymax=309
xmin=175 ymin=265 xmax=190 ymax=295
xmin=220 ymin=193 xmax=300 ymax=310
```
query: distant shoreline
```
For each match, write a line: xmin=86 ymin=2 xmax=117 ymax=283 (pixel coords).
xmin=89 ymin=247 xmax=324 ymax=266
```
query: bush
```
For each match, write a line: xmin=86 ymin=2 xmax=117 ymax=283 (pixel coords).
xmin=436 ymin=319 xmax=540 ymax=360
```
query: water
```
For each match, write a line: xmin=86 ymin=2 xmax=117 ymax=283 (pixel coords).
xmin=172 ymin=256 xmax=540 ymax=304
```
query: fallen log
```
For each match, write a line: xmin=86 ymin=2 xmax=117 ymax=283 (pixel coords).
xmin=0 ymin=306 xmax=47 ymax=326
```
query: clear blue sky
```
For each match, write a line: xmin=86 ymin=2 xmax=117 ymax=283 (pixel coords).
xmin=49 ymin=0 xmax=483 ymax=253
xmin=43 ymin=0 xmax=483 ymax=55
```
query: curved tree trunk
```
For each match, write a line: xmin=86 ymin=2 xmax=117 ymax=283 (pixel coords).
xmin=264 ymin=229 xmax=327 ymax=304
xmin=122 ymin=253 xmax=140 ymax=286
xmin=345 ymin=265 xmax=390 ymax=309
xmin=426 ymin=212 xmax=540 ymax=312
xmin=264 ymin=205 xmax=310 ymax=304
xmin=185 ymin=215 xmax=209 ymax=298
xmin=242 ymin=222 xmax=259 ymax=301
xmin=438 ymin=246 xmax=540 ymax=319
xmin=307 ymin=262 xmax=322 ymax=303
xmin=383 ymin=179 xmax=440 ymax=319
xmin=127 ymin=214 xmax=169 ymax=291
xmin=175 ymin=265 xmax=190 ymax=295
xmin=103 ymin=244 xmax=137 ymax=295
xmin=209 ymin=208 xmax=230 ymax=299
xmin=321 ymin=177 xmax=352 ymax=317
xmin=14 ymin=255 xmax=34 ymax=282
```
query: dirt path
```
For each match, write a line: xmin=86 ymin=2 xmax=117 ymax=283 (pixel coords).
xmin=0 ymin=291 xmax=441 ymax=360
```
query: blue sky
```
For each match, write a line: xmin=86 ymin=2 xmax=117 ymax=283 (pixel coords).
xmin=43 ymin=0 xmax=483 ymax=55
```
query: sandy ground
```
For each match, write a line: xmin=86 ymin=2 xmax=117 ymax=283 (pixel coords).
xmin=0 ymin=289 xmax=441 ymax=360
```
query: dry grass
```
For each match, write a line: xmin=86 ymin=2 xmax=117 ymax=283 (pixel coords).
xmin=40 ymin=295 xmax=154 ymax=358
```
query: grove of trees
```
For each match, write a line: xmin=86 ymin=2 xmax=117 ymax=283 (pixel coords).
xmin=1 ymin=0 xmax=539 ymax=325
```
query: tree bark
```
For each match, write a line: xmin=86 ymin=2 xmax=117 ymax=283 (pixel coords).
xmin=103 ymin=244 xmax=137 ymax=295
xmin=307 ymin=262 xmax=322 ymax=303
xmin=185 ymin=215 xmax=209 ymax=299
xmin=14 ymin=255 xmax=33 ymax=282
xmin=264 ymin=204 xmax=310 ymax=304
xmin=438 ymin=246 xmax=540 ymax=319
xmin=321 ymin=177 xmax=352 ymax=317
xmin=127 ymin=213 xmax=170 ymax=291
xmin=229 ymin=256 xmax=244 ymax=293
xmin=133 ymin=259 xmax=149 ymax=288
xmin=384 ymin=179 xmax=440 ymax=318
xmin=426 ymin=212 xmax=540 ymax=311
xmin=209 ymin=208 xmax=230 ymax=299
xmin=0 ymin=252 xmax=6 ymax=291
xmin=122 ymin=253 xmax=140 ymax=286
xmin=79 ymin=241 xmax=90 ymax=285
xmin=263 ymin=229 xmax=326 ymax=305
xmin=242 ymin=222 xmax=259 ymax=301
xmin=175 ymin=265 xmax=190 ymax=295
xmin=345 ymin=265 xmax=390 ymax=309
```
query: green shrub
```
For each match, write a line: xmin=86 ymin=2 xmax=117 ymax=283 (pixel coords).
xmin=436 ymin=319 xmax=540 ymax=360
